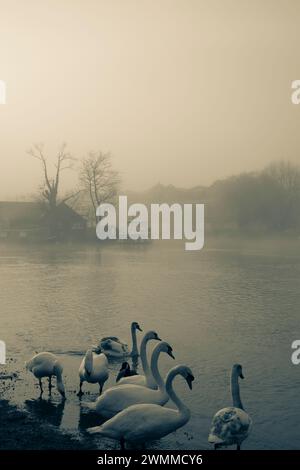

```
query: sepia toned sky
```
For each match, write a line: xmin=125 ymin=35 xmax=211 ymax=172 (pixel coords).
xmin=1 ymin=0 xmax=300 ymax=199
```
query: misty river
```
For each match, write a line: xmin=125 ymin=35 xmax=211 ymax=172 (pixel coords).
xmin=0 ymin=238 xmax=300 ymax=449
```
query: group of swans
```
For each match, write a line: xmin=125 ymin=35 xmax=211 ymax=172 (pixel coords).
xmin=84 ymin=340 xmax=175 ymax=419
xmin=25 ymin=321 xmax=252 ymax=450
xmin=88 ymin=364 xmax=194 ymax=449
xmin=83 ymin=332 xmax=195 ymax=449
xmin=116 ymin=330 xmax=161 ymax=388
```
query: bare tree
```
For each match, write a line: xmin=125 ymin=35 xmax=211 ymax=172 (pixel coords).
xmin=79 ymin=152 xmax=120 ymax=224
xmin=28 ymin=143 xmax=79 ymax=209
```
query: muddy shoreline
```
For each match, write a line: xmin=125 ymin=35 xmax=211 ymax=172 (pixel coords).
xmin=0 ymin=399 xmax=98 ymax=450
xmin=0 ymin=373 xmax=97 ymax=450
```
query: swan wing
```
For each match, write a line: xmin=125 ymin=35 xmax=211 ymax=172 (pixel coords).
xmin=93 ymin=353 xmax=108 ymax=369
xmin=117 ymin=375 xmax=146 ymax=387
xmin=89 ymin=354 xmax=109 ymax=382
xmin=80 ymin=353 xmax=109 ymax=383
xmin=100 ymin=336 xmax=121 ymax=343
xmin=27 ymin=352 xmax=59 ymax=376
xmin=101 ymin=339 xmax=129 ymax=354
xmin=81 ymin=401 xmax=97 ymax=411
xmin=95 ymin=404 xmax=180 ymax=442
xmin=208 ymin=407 xmax=252 ymax=446
xmin=79 ymin=357 xmax=86 ymax=380
xmin=95 ymin=384 xmax=165 ymax=417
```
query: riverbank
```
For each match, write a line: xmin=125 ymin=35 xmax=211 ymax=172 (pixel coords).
xmin=0 ymin=373 xmax=96 ymax=450
xmin=0 ymin=399 xmax=97 ymax=450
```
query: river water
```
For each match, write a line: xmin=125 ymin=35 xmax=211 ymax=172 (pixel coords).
xmin=0 ymin=238 xmax=300 ymax=449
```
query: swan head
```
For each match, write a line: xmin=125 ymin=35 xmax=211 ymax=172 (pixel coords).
xmin=233 ymin=363 xmax=244 ymax=379
xmin=146 ymin=330 xmax=161 ymax=341
xmin=92 ymin=345 xmax=102 ymax=355
xmin=132 ymin=321 xmax=142 ymax=332
xmin=167 ymin=344 xmax=175 ymax=359
xmin=157 ymin=341 xmax=175 ymax=359
xmin=181 ymin=366 xmax=195 ymax=390
xmin=185 ymin=368 xmax=195 ymax=390
xmin=57 ymin=381 xmax=66 ymax=399
xmin=53 ymin=362 xmax=66 ymax=399
xmin=167 ymin=365 xmax=194 ymax=390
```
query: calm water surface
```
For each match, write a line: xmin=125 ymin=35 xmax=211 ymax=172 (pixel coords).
xmin=1 ymin=238 xmax=300 ymax=449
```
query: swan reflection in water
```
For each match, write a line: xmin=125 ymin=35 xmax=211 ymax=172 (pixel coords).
xmin=78 ymin=404 xmax=106 ymax=432
xmin=24 ymin=398 xmax=65 ymax=427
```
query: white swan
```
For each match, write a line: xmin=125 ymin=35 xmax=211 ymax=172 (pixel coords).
xmin=84 ymin=341 xmax=175 ymax=419
xmin=26 ymin=352 xmax=65 ymax=399
xmin=78 ymin=349 xmax=109 ymax=396
xmin=99 ymin=321 xmax=142 ymax=358
xmin=208 ymin=364 xmax=252 ymax=450
xmin=116 ymin=330 xmax=161 ymax=389
xmin=87 ymin=364 xmax=194 ymax=449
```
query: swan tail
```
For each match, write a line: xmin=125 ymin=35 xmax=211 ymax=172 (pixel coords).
xmin=25 ymin=360 xmax=33 ymax=372
xmin=208 ymin=433 xmax=224 ymax=445
xmin=87 ymin=425 xmax=104 ymax=435
xmin=81 ymin=401 xmax=97 ymax=411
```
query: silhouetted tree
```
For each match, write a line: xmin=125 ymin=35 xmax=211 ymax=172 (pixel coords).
xmin=29 ymin=143 xmax=80 ymax=236
xmin=79 ymin=152 xmax=120 ymax=225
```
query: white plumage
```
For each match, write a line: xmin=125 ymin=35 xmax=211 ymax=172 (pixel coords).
xmin=26 ymin=352 xmax=66 ymax=398
xmin=117 ymin=330 xmax=161 ymax=389
xmin=99 ymin=321 xmax=142 ymax=358
xmin=208 ymin=407 xmax=252 ymax=447
xmin=87 ymin=365 xmax=194 ymax=449
xmin=78 ymin=349 xmax=109 ymax=395
xmin=84 ymin=341 xmax=174 ymax=419
xmin=208 ymin=364 xmax=252 ymax=450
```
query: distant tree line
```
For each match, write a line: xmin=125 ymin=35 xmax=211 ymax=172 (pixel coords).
xmin=207 ymin=161 xmax=300 ymax=234
xmin=29 ymin=143 xmax=300 ymax=237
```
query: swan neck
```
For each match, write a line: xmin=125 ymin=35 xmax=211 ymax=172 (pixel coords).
xmin=53 ymin=364 xmax=63 ymax=384
xmin=166 ymin=370 xmax=190 ymax=421
xmin=140 ymin=336 xmax=151 ymax=384
xmin=150 ymin=347 xmax=165 ymax=392
xmin=54 ymin=366 xmax=65 ymax=396
xmin=130 ymin=324 xmax=138 ymax=356
xmin=231 ymin=370 xmax=243 ymax=409
xmin=84 ymin=350 xmax=93 ymax=375
xmin=56 ymin=369 xmax=63 ymax=383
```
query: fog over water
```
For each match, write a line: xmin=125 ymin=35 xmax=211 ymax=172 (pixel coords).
xmin=1 ymin=0 xmax=300 ymax=199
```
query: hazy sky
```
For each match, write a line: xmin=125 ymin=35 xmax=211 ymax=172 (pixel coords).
xmin=1 ymin=0 xmax=300 ymax=199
